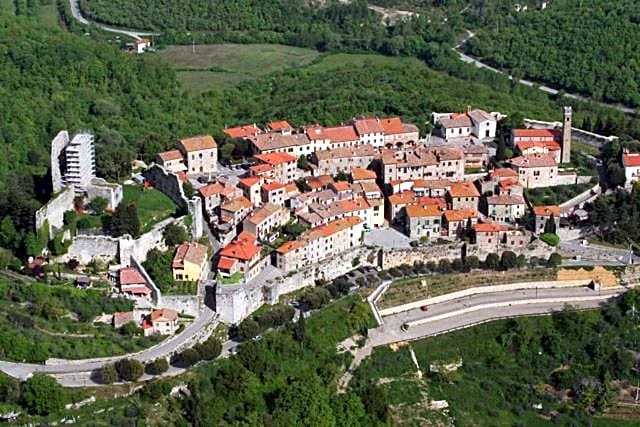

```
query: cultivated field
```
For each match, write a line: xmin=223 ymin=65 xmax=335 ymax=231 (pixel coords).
xmin=159 ymin=43 xmax=321 ymax=93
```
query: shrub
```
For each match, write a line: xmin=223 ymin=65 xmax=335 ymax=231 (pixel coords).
xmin=485 ymin=253 xmax=500 ymax=269
xmin=255 ymin=304 xmax=295 ymax=330
xmin=540 ymin=233 xmax=560 ymax=247
xmin=327 ymin=278 xmax=351 ymax=298
xmin=464 ymin=255 xmax=480 ymax=270
xmin=145 ymin=358 xmax=169 ymax=375
xmin=115 ymin=358 xmax=144 ymax=382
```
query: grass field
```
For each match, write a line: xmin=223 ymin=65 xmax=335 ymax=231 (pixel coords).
xmin=159 ymin=43 xmax=321 ymax=93
xmin=122 ymin=185 xmax=178 ymax=232
xmin=378 ymin=268 xmax=557 ymax=309
xmin=524 ymin=182 xmax=593 ymax=206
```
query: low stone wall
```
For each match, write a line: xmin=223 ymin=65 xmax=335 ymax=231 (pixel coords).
xmin=523 ymin=119 xmax=618 ymax=148
xmin=554 ymin=173 xmax=579 ymax=186
xmin=35 ymin=187 xmax=75 ymax=234
xmin=559 ymin=183 xmax=600 ymax=214
xmin=130 ymin=256 xmax=162 ymax=306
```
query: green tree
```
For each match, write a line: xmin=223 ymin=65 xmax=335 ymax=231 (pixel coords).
xmin=547 ymin=252 xmax=563 ymax=267
xmin=98 ymin=363 xmax=119 ymax=384
xmin=111 ymin=202 xmax=141 ymax=238
xmin=331 ymin=393 xmax=366 ymax=427
xmin=298 ymin=155 xmax=309 ymax=170
xmin=86 ymin=197 xmax=108 ymax=214
xmin=21 ymin=374 xmax=65 ymax=415
xmin=485 ymin=253 xmax=500 ymax=269
xmin=272 ymin=377 xmax=336 ymax=427
xmin=115 ymin=359 xmax=144 ymax=382
xmin=500 ymin=251 xmax=517 ymax=269
xmin=237 ymin=318 xmax=261 ymax=341
xmin=119 ymin=321 xmax=142 ymax=336
xmin=544 ymin=215 xmax=557 ymax=234
xmin=162 ymin=222 xmax=188 ymax=247
xmin=195 ymin=337 xmax=222 ymax=361
xmin=358 ymin=384 xmax=389 ymax=422
xmin=177 ymin=348 xmax=201 ymax=367
xmin=182 ymin=180 xmax=195 ymax=199
xmin=145 ymin=358 xmax=169 ymax=375
xmin=300 ymin=287 xmax=332 ymax=310
xmin=293 ymin=312 xmax=306 ymax=343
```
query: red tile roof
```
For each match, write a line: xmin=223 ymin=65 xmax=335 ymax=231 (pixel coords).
xmin=388 ymin=191 xmax=416 ymax=205
xmin=157 ymin=150 xmax=183 ymax=162
xmin=474 ymin=222 xmax=507 ymax=233
xmin=406 ymin=204 xmax=441 ymax=218
xmin=449 ymin=181 xmax=480 ymax=198
xmin=379 ymin=117 xmax=404 ymax=134
xmin=179 ymin=135 xmax=217 ymax=151
xmin=331 ymin=181 xmax=351 ymax=192
xmin=513 ymin=128 xmax=560 ymax=138
xmin=443 ymin=209 xmax=478 ymax=222
xmin=490 ymin=168 xmax=518 ymax=179
xmin=119 ymin=267 xmax=147 ymax=285
xmin=217 ymin=256 xmax=238 ymax=270
xmin=354 ymin=117 xmax=384 ymax=135
xmin=623 ymin=152 xmax=640 ymax=167
xmin=312 ymin=216 xmax=362 ymax=237
xmin=151 ymin=308 xmax=177 ymax=322
xmin=510 ymin=153 xmax=557 ymax=168
xmin=262 ymin=181 xmax=286 ymax=192
xmin=487 ymin=194 xmax=525 ymax=205
xmin=239 ymin=176 xmax=261 ymax=187
xmin=516 ymin=140 xmax=561 ymax=152
xmin=224 ymin=124 xmax=261 ymax=139
xmin=120 ymin=284 xmax=151 ymax=295
xmin=172 ymin=242 xmax=208 ymax=269
xmin=276 ymin=240 xmax=307 ymax=254
xmin=351 ymin=167 xmax=377 ymax=181
xmin=255 ymin=152 xmax=297 ymax=165
xmin=267 ymin=121 xmax=293 ymax=131
xmin=199 ymin=182 xmax=225 ymax=198
xmin=219 ymin=232 xmax=260 ymax=261
xmin=533 ymin=205 xmax=560 ymax=217
xmin=307 ymin=125 xmax=359 ymax=142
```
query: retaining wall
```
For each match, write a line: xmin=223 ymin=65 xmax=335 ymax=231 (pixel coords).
xmin=162 ymin=295 xmax=199 ymax=316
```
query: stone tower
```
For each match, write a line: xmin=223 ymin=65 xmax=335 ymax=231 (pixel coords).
xmin=561 ymin=106 xmax=572 ymax=164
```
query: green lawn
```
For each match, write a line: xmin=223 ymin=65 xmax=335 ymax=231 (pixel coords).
xmin=525 ymin=183 xmax=594 ymax=206
xmin=159 ymin=43 xmax=321 ymax=93
xmin=162 ymin=281 xmax=197 ymax=295
xmin=122 ymin=185 xmax=178 ymax=232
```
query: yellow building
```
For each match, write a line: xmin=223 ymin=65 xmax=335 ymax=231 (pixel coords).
xmin=172 ymin=242 xmax=208 ymax=282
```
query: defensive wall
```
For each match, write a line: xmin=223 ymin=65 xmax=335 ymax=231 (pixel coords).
xmin=35 ymin=187 xmax=75 ymax=234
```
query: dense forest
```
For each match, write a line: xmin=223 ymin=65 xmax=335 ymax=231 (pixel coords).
xmin=467 ymin=0 xmax=640 ymax=107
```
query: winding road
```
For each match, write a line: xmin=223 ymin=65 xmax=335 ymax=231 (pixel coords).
xmin=339 ymin=285 xmax=625 ymax=390
xmin=453 ymin=31 xmax=637 ymax=115
xmin=68 ymin=0 xmax=158 ymax=40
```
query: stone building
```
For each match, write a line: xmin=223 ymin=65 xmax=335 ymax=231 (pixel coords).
xmin=379 ymin=146 xmax=465 ymax=183
xmin=509 ymin=153 xmax=558 ymax=189
xmin=178 ymin=135 xmax=218 ymax=176
xmin=405 ymin=204 xmax=442 ymax=238
xmin=242 ymin=203 xmax=290 ymax=241
xmin=533 ymin=205 xmax=560 ymax=235
xmin=311 ymin=145 xmax=377 ymax=176
xmin=485 ymin=194 xmax=526 ymax=223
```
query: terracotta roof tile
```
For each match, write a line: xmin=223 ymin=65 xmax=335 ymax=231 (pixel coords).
xmin=157 ymin=150 xmax=183 ymax=162
xmin=307 ymin=125 xmax=359 ymax=142
xmin=449 ymin=181 xmax=480 ymax=198
xmin=179 ymin=135 xmax=217 ymax=151
xmin=406 ymin=204 xmax=441 ymax=217
xmin=255 ymin=152 xmax=297 ymax=165
xmin=219 ymin=232 xmax=260 ymax=261
xmin=172 ymin=242 xmax=208 ymax=268
xmin=354 ymin=117 xmax=384 ymax=135
xmin=533 ymin=205 xmax=560 ymax=217
xmin=224 ymin=124 xmax=261 ymax=139
xmin=443 ymin=209 xmax=477 ymax=222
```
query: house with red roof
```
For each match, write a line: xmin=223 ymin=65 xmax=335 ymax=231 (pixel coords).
xmin=354 ymin=117 xmax=385 ymax=148
xmin=118 ymin=267 xmax=152 ymax=301
xmin=172 ymin=242 xmax=209 ymax=282
xmin=156 ymin=149 xmax=187 ymax=174
xmin=511 ymin=128 xmax=560 ymax=145
xmin=261 ymin=181 xmax=287 ymax=206
xmin=442 ymin=209 xmax=478 ymax=238
xmin=143 ymin=308 xmax=179 ymax=336
xmin=509 ymin=153 xmax=559 ymax=188
xmin=622 ymin=149 xmax=640 ymax=187
xmin=380 ymin=117 xmax=419 ymax=148
xmin=238 ymin=176 xmax=263 ymax=207
xmin=267 ymin=121 xmax=294 ymax=135
xmin=405 ymin=204 xmax=442 ymax=238
xmin=447 ymin=181 xmax=480 ymax=210
xmin=254 ymin=152 xmax=299 ymax=183
xmin=533 ymin=205 xmax=561 ymax=235
xmin=199 ymin=181 xmax=241 ymax=213
xmin=223 ymin=124 xmax=262 ymax=139
xmin=217 ymin=232 xmax=265 ymax=281
xmin=474 ymin=221 xmax=529 ymax=252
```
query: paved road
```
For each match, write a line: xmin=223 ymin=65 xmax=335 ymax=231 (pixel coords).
xmin=68 ymin=0 xmax=158 ymax=40
xmin=453 ymin=31 xmax=637 ymax=116
xmin=369 ymin=286 xmax=621 ymax=347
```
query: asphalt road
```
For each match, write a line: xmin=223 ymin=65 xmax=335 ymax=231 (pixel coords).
xmin=369 ymin=286 xmax=622 ymax=347
xmin=560 ymin=239 xmax=637 ymax=265
xmin=0 ymin=306 xmax=217 ymax=382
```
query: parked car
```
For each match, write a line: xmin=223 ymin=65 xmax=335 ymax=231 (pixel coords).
xmin=197 ymin=176 xmax=208 ymax=184
xmin=420 ymin=305 xmax=429 ymax=312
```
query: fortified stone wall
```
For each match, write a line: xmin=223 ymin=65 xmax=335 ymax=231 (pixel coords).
xmin=161 ymin=295 xmax=199 ymax=316
xmin=63 ymin=234 xmax=119 ymax=264
xmin=130 ymin=256 xmax=162 ymax=306
xmin=523 ymin=118 xmax=618 ymax=149
xmin=35 ymin=187 xmax=75 ymax=234
xmin=51 ymin=130 xmax=69 ymax=194
xmin=143 ymin=165 xmax=187 ymax=210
